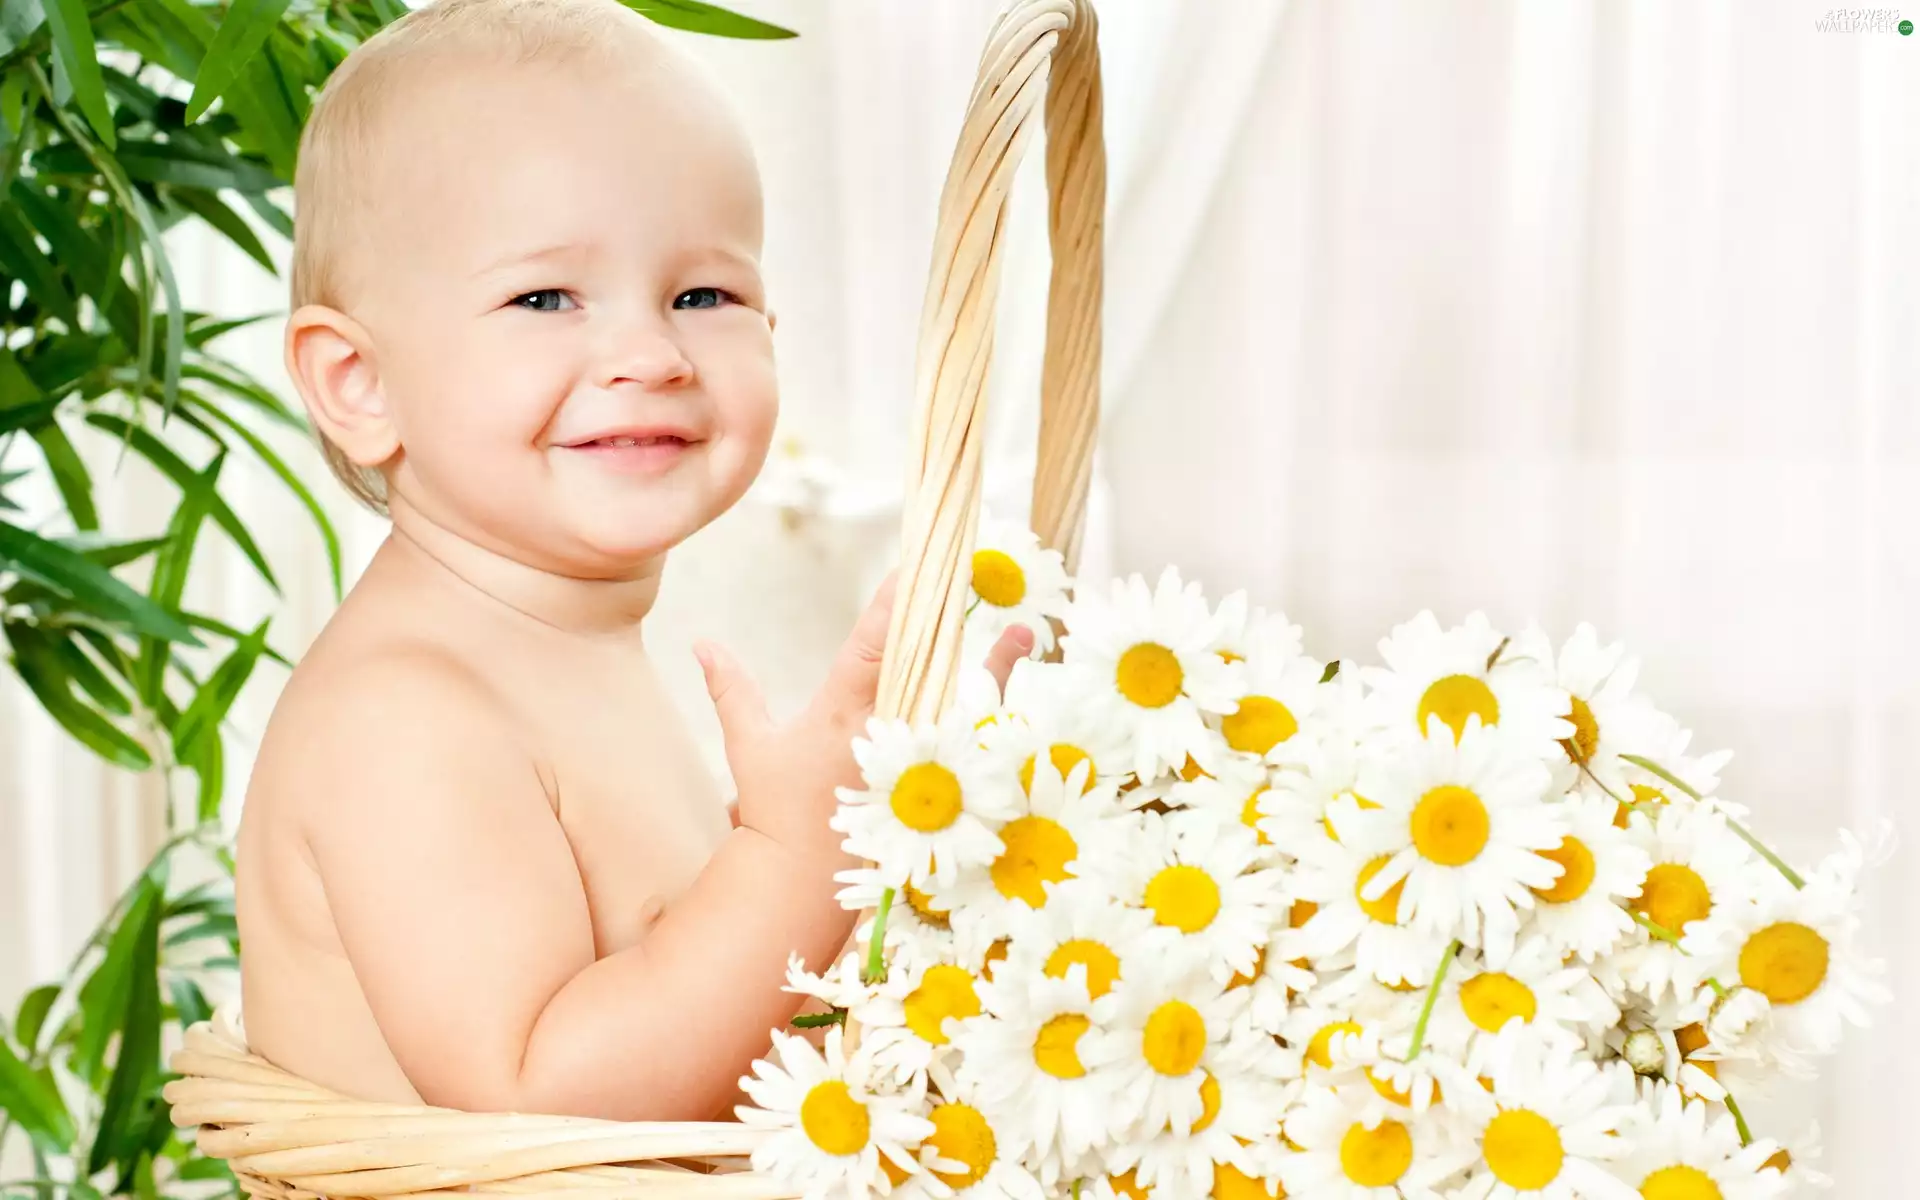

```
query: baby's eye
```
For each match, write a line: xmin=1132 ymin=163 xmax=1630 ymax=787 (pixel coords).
xmin=673 ymin=287 xmax=734 ymax=311
xmin=511 ymin=289 xmax=576 ymax=313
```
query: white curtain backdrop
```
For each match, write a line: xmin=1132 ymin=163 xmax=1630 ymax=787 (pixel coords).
xmin=2 ymin=0 xmax=1913 ymax=1190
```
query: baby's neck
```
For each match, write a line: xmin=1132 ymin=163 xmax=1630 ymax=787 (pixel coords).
xmin=382 ymin=502 xmax=663 ymax=646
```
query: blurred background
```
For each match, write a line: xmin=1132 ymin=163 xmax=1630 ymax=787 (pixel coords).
xmin=1 ymin=0 xmax=1914 ymax=1192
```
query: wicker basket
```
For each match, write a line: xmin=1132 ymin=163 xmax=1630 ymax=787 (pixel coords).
xmin=162 ymin=1 xmax=1105 ymax=1196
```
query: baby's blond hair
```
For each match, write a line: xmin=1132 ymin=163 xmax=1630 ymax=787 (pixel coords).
xmin=291 ymin=0 xmax=664 ymax=512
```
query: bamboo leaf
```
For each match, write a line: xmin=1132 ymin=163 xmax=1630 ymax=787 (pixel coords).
xmin=0 ymin=203 xmax=78 ymax=324
xmin=167 ymin=979 xmax=212 ymax=1032
xmin=74 ymin=870 xmax=161 ymax=1111
xmin=186 ymin=311 xmax=274 ymax=349
xmin=178 ymin=609 xmax=292 ymax=668
xmin=0 ymin=396 xmax=58 ymax=434
xmin=6 ymin=627 xmax=153 ymax=769
xmin=0 ymin=518 xmax=200 ymax=643
xmin=187 ymin=722 xmax=224 ymax=822
xmin=32 ymin=418 xmax=97 ymax=530
xmin=170 ymin=187 xmax=275 ymax=274
xmin=181 ymin=359 xmax=303 ymax=429
xmin=0 ymin=1034 xmax=75 ymax=1152
xmin=38 ymin=0 xmax=114 ymax=146
xmin=89 ymin=879 xmax=165 ymax=1179
xmin=131 ymin=444 xmax=221 ymax=704
xmin=83 ymin=415 xmax=277 ymax=591
xmin=188 ymin=0 xmax=295 ymax=123
xmin=14 ymin=982 xmax=59 ymax=1049
xmin=49 ymin=624 xmax=132 ymax=715
xmin=75 ymin=535 xmax=170 ymax=569
xmin=624 ymin=0 xmax=796 ymax=39
xmin=185 ymin=393 xmax=342 ymax=598
xmin=172 ymin=616 xmax=267 ymax=763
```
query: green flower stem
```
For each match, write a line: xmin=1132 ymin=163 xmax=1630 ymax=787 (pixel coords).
xmin=863 ymin=887 xmax=894 ymax=984
xmin=1722 ymin=1090 xmax=1754 ymax=1146
xmin=1619 ymin=754 xmax=1806 ymax=890
xmin=1402 ymin=939 xmax=1461 ymax=1063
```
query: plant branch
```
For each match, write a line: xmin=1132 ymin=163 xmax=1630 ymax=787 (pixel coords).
xmin=0 ymin=0 xmax=140 ymax=75
xmin=1402 ymin=939 xmax=1461 ymax=1063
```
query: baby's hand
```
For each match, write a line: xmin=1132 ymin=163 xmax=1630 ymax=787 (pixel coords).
xmin=697 ymin=571 xmax=1033 ymax=860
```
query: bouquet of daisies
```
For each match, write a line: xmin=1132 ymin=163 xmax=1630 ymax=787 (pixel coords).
xmin=736 ymin=516 xmax=1889 ymax=1200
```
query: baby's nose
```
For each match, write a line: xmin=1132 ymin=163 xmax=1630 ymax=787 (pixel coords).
xmin=598 ymin=326 xmax=694 ymax=391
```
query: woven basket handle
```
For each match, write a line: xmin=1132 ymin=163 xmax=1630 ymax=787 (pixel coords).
xmin=873 ymin=0 xmax=1105 ymax=729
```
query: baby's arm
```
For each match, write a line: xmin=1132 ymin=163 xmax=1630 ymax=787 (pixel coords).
xmin=305 ymin=654 xmax=855 ymax=1123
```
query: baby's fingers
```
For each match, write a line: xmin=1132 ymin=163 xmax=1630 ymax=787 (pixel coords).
xmin=982 ymin=624 xmax=1035 ymax=699
xmin=696 ymin=641 xmax=772 ymax=766
xmin=812 ymin=570 xmax=898 ymax=728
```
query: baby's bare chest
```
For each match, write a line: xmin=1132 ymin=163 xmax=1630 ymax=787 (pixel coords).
xmin=514 ymin=662 xmax=730 ymax=957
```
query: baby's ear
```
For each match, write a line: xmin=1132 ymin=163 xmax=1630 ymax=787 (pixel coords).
xmin=285 ymin=305 xmax=399 ymax=470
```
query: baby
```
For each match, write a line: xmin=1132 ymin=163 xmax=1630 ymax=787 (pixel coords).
xmin=234 ymin=0 xmax=1028 ymax=1123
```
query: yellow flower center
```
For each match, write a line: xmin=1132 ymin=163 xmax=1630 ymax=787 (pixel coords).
xmin=1306 ymin=1020 xmax=1362 ymax=1070
xmin=1241 ymin=790 xmax=1270 ymax=845
xmin=1033 ymin=1013 xmax=1091 ymax=1079
xmin=879 ymin=1152 xmax=913 ymax=1187
xmin=1416 ymin=674 xmax=1500 ymax=740
xmin=1562 ymin=695 xmax=1600 ymax=763
xmin=1633 ymin=863 xmax=1713 ymax=934
xmin=1459 ymin=972 xmax=1538 ymax=1033
xmin=1738 ymin=921 xmax=1830 ymax=1005
xmin=891 ymin=762 xmax=964 ymax=833
xmin=1021 ymin=743 xmax=1095 ymax=795
xmin=1179 ymin=754 xmax=1211 ymax=781
xmin=1340 ymin=1119 xmax=1414 ymax=1187
xmin=800 ymin=1080 xmax=870 ymax=1157
xmin=970 ymin=548 xmax=1027 ymax=607
xmin=1640 ymin=1164 xmax=1723 ymax=1200
xmin=1110 ymin=1170 xmax=1152 ymax=1200
xmin=1356 ymin=856 xmax=1406 ymax=925
xmin=991 ymin=816 xmax=1078 ymax=907
xmin=1145 ymin=864 xmax=1222 ymax=933
xmin=1192 ymin=1070 xmax=1223 ymax=1133
xmin=1368 ymin=1068 xmax=1413 ymax=1106
xmin=1143 ymin=1000 xmax=1207 ymax=1076
xmin=1411 ymin=785 xmax=1491 ymax=865
xmin=1619 ymin=782 xmax=1670 ymax=827
xmin=903 ymin=881 xmax=951 ymax=928
xmin=1762 ymin=1149 xmax=1792 ymax=1173
xmin=981 ymin=937 xmax=1010 ymax=981
xmin=1290 ymin=900 xmax=1320 ymax=928
xmin=1222 ymin=695 xmax=1298 ymax=756
xmin=1212 ymin=1161 xmax=1283 ymax=1200
xmin=1117 ymin=643 xmax=1184 ymax=708
xmin=1227 ymin=945 xmax=1267 ymax=990
xmin=1045 ymin=939 xmax=1122 ymax=999
xmin=1482 ymin=1108 xmax=1563 ymax=1190
xmin=1676 ymin=1023 xmax=1709 ymax=1057
xmin=1532 ymin=836 xmax=1596 ymax=904
xmin=903 ymin=964 xmax=981 ymax=1045
xmin=927 ymin=1102 xmax=997 ymax=1189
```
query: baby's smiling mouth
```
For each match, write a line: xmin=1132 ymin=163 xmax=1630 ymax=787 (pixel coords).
xmin=556 ymin=427 xmax=703 ymax=473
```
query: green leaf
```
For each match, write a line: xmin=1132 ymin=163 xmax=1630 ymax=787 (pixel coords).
xmin=169 ymin=186 xmax=276 ymax=274
xmin=624 ymin=0 xmax=797 ymax=39
xmin=179 ymin=610 xmax=291 ymax=668
xmin=5 ymin=625 xmax=153 ymax=769
xmin=187 ymin=724 xmax=224 ymax=822
xmin=15 ymin=982 xmax=59 ymax=1049
xmin=187 ymin=0 xmax=295 ymax=123
xmin=165 ymin=880 xmax=233 ymax=919
xmin=0 ymin=70 xmax=27 ymax=136
xmin=0 ymin=203 xmax=79 ymax=324
xmin=164 ymin=912 xmax=237 ymax=948
xmin=0 ymin=396 xmax=57 ymax=434
xmin=0 ymin=0 xmax=46 ymax=56
xmin=175 ymin=1155 xmax=233 ymax=1182
xmin=82 ymin=415 xmax=277 ymax=592
xmin=49 ymin=624 xmax=132 ymax=715
xmin=76 ymin=535 xmax=171 ymax=569
xmin=167 ymin=979 xmax=212 ymax=1032
xmin=131 ymin=445 xmax=222 ymax=704
xmin=185 ymin=311 xmax=274 ymax=349
xmin=0 ymin=518 xmax=200 ymax=643
xmin=90 ymin=877 xmax=163 ymax=1177
xmin=32 ymin=419 xmax=97 ymax=530
xmin=0 ymin=1034 xmax=75 ymax=1153
xmin=172 ymin=616 xmax=267 ymax=762
xmin=181 ymin=360 xmax=303 ymax=429
xmin=185 ymin=393 xmax=342 ymax=598
xmin=111 ymin=137 xmax=280 ymax=194
xmin=38 ymin=0 xmax=115 ymax=146
xmin=76 ymin=869 xmax=162 ymax=1115
xmin=242 ymin=189 xmax=292 ymax=239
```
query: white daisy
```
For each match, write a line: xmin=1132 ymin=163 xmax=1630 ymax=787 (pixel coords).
xmin=951 ymin=966 xmax=1127 ymax=1180
xmin=978 ymin=657 xmax=1135 ymax=801
xmin=961 ymin=514 xmax=1073 ymax=661
xmin=1060 ymin=567 xmax=1244 ymax=782
xmin=1285 ymin=801 xmax=1456 ymax=990
xmin=1102 ymin=1033 xmax=1293 ymax=1197
xmin=1360 ymin=610 xmax=1574 ymax=751
xmin=1256 ymin=730 xmax=1372 ymax=857
xmin=1684 ymin=870 xmax=1890 ymax=1061
xmin=941 ymin=757 xmax=1133 ymax=928
xmin=738 ymin=1027 xmax=935 ymax=1200
xmin=1756 ymin=1123 xmax=1832 ymax=1193
xmin=1278 ymin=1083 xmax=1475 ymax=1199
xmin=834 ymin=714 xmax=1023 ymax=888
xmin=1454 ymin=1043 xmax=1637 ymax=1200
xmin=1224 ymin=924 xmax=1320 ymax=1037
xmin=1520 ymin=792 xmax=1651 ymax=961
xmin=1609 ymin=806 xmax=1773 ymax=1005
xmin=839 ymin=866 xmax=966 ymax=977
xmin=1106 ymin=808 xmax=1289 ymax=983
xmin=997 ymin=877 xmax=1160 ymax=1004
xmin=1164 ymin=753 xmax=1274 ymax=846
xmin=1342 ymin=722 xmax=1566 ymax=960
xmin=1210 ymin=591 xmax=1305 ymax=664
xmin=1082 ymin=942 xmax=1248 ymax=1138
xmin=1512 ymin=623 xmax=1675 ymax=801
xmin=1607 ymin=1083 xmax=1787 ymax=1199
xmin=1279 ymin=1001 xmax=1392 ymax=1084
xmin=885 ymin=1088 xmax=1050 ymax=1200
xmin=1426 ymin=941 xmax=1615 ymax=1076
xmin=1207 ymin=602 xmax=1324 ymax=769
